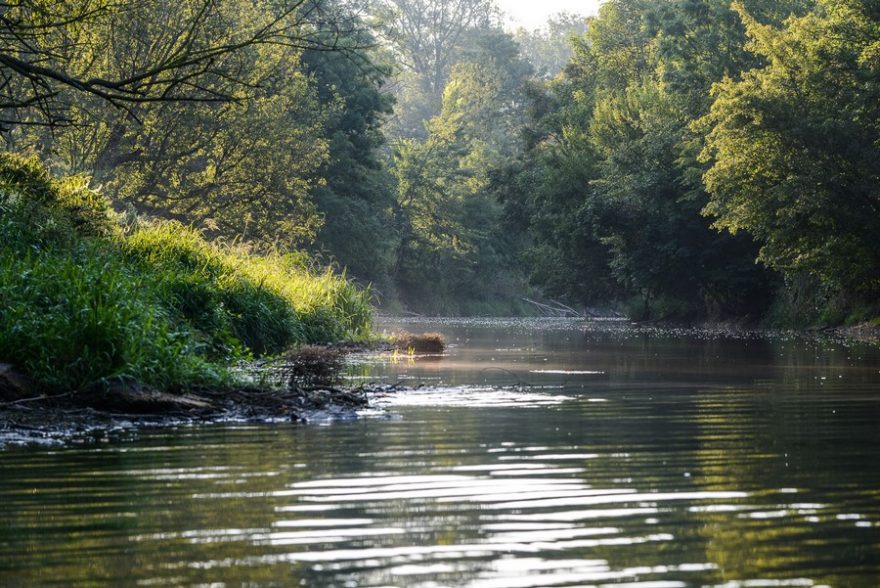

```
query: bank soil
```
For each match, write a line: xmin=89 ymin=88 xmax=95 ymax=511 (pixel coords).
xmin=0 ymin=351 xmax=401 ymax=446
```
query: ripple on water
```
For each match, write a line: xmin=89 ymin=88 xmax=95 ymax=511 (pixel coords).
xmin=4 ymin=317 xmax=880 ymax=586
xmin=195 ymin=454 xmax=748 ymax=585
xmin=376 ymin=385 xmax=574 ymax=408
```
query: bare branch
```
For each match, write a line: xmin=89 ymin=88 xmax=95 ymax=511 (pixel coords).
xmin=0 ymin=0 xmax=374 ymax=128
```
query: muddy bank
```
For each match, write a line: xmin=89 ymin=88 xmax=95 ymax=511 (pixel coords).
xmin=0 ymin=372 xmax=402 ymax=447
xmin=0 ymin=334 xmax=449 ymax=448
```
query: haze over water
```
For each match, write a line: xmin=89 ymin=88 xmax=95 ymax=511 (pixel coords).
xmin=2 ymin=317 xmax=880 ymax=586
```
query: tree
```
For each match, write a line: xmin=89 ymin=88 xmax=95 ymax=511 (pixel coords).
xmin=373 ymin=0 xmax=495 ymax=95
xmin=699 ymin=0 xmax=880 ymax=299
xmin=372 ymin=0 xmax=497 ymax=138
xmin=0 ymin=0 xmax=368 ymax=129
xmin=3 ymin=0 xmax=383 ymax=246
xmin=504 ymin=0 xmax=779 ymax=318
xmin=300 ymin=12 xmax=398 ymax=285
xmin=513 ymin=12 xmax=588 ymax=78
xmin=390 ymin=28 xmax=532 ymax=313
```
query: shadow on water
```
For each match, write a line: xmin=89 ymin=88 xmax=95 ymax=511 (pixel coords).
xmin=2 ymin=317 xmax=880 ymax=586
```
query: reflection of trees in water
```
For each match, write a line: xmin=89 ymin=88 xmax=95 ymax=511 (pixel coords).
xmin=691 ymin=389 xmax=880 ymax=585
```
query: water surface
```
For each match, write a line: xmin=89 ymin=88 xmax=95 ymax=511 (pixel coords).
xmin=2 ymin=318 xmax=880 ymax=587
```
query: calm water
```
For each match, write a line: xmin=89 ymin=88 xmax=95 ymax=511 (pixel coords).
xmin=3 ymin=318 xmax=880 ymax=587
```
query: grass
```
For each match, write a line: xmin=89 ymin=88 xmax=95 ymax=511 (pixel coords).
xmin=0 ymin=247 xmax=224 ymax=392
xmin=0 ymin=151 xmax=373 ymax=393
xmin=392 ymin=332 xmax=446 ymax=353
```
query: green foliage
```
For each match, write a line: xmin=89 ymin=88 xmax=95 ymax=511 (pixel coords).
xmin=7 ymin=1 xmax=333 ymax=247
xmin=372 ymin=0 xmax=497 ymax=139
xmin=301 ymin=30 xmax=398 ymax=286
xmin=390 ymin=27 xmax=534 ymax=314
xmin=4 ymin=0 xmax=876 ymax=328
xmin=503 ymin=0 xmax=785 ymax=320
xmin=0 ymin=0 xmax=357 ymax=129
xmin=1 ymin=0 xmax=390 ymax=321
xmin=123 ymin=222 xmax=373 ymax=354
xmin=0 ymin=247 xmax=222 ymax=392
xmin=504 ymin=0 xmax=880 ymax=324
xmin=0 ymin=151 xmax=114 ymax=247
xmin=3 ymin=0 xmax=395 ymax=320
xmin=699 ymin=0 xmax=880 ymax=302
xmin=0 ymin=153 xmax=372 ymax=392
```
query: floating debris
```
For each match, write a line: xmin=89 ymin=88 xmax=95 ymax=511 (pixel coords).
xmin=392 ymin=332 xmax=447 ymax=353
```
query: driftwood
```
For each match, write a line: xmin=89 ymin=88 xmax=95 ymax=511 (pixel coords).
xmin=521 ymin=298 xmax=597 ymax=318
xmin=80 ymin=377 xmax=215 ymax=413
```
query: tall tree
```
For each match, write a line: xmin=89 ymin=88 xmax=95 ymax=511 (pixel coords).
xmin=374 ymin=0 xmax=495 ymax=95
xmin=699 ymin=0 xmax=880 ymax=301
xmin=372 ymin=0 xmax=496 ymax=138
xmin=301 ymin=8 xmax=397 ymax=285
xmin=391 ymin=27 xmax=532 ymax=313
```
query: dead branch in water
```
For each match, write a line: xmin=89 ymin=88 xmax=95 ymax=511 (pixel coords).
xmin=521 ymin=298 xmax=596 ymax=318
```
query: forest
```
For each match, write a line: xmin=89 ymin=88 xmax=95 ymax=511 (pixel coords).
xmin=1 ymin=0 xmax=879 ymax=390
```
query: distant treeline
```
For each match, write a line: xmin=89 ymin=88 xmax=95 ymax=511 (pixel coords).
xmin=2 ymin=0 xmax=878 ymax=324
xmin=377 ymin=0 xmax=880 ymax=323
xmin=503 ymin=0 xmax=880 ymax=324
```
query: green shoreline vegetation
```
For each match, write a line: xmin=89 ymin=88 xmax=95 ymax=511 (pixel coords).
xmin=0 ymin=153 xmax=371 ymax=394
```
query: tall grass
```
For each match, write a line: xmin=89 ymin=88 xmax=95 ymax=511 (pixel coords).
xmin=0 ymin=151 xmax=373 ymax=393
xmin=122 ymin=222 xmax=373 ymax=355
xmin=0 ymin=248 xmax=222 ymax=391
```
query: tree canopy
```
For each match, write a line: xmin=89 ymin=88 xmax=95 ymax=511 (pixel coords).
xmin=1 ymin=0 xmax=877 ymax=322
xmin=0 ymin=0 xmax=369 ymax=127
xmin=699 ymin=0 xmax=880 ymax=298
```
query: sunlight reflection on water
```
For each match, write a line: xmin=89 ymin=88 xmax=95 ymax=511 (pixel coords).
xmin=375 ymin=385 xmax=574 ymax=407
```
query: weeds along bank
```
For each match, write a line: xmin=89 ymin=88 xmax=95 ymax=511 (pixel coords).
xmin=0 ymin=152 xmax=373 ymax=394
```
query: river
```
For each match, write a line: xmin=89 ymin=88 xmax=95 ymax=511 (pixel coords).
xmin=2 ymin=317 xmax=880 ymax=587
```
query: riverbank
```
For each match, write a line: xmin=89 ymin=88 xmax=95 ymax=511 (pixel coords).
xmin=0 ymin=377 xmax=397 ymax=447
xmin=0 ymin=151 xmax=372 ymax=400
xmin=0 ymin=329 xmax=443 ymax=447
xmin=1 ymin=341 xmax=410 ymax=446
